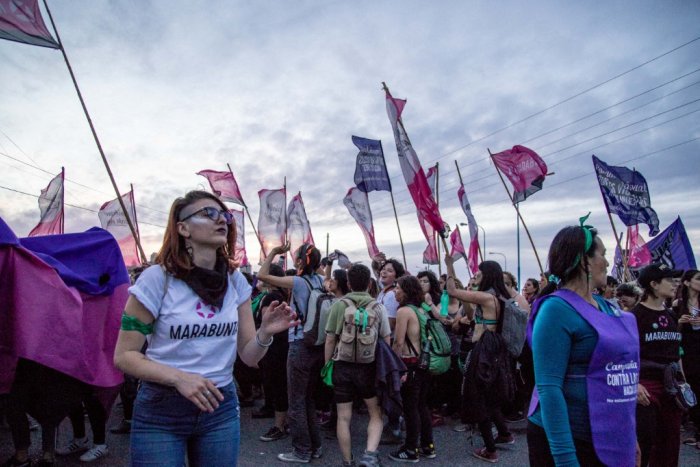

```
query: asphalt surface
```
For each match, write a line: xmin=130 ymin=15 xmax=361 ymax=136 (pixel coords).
xmin=2 ymin=399 xmax=699 ymax=466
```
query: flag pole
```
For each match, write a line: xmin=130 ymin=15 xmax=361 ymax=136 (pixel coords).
xmin=42 ymin=0 xmax=143 ymax=262
xmin=605 ymin=209 xmax=626 ymax=278
xmin=326 ymin=233 xmax=329 ymax=258
xmin=130 ymin=183 xmax=148 ymax=264
xmin=454 ymin=160 xmax=483 ymax=262
xmin=379 ymin=139 xmax=407 ymax=269
xmin=283 ymin=177 xmax=288 ymax=270
xmin=488 ymin=149 xmax=544 ymax=274
xmin=60 ymin=166 xmax=65 ymax=234
xmin=435 ymin=162 xmax=442 ymax=276
xmin=226 ymin=163 xmax=263 ymax=250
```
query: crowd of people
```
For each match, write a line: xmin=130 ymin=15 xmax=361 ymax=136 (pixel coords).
xmin=2 ymin=190 xmax=699 ymax=467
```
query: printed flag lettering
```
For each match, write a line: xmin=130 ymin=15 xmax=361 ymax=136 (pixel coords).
xmin=491 ymin=145 xmax=548 ymax=203
xmin=257 ymin=188 xmax=286 ymax=261
xmin=343 ymin=188 xmax=380 ymax=259
xmin=0 ymin=0 xmax=59 ymax=49
xmin=592 ymin=155 xmax=660 ymax=236
xmin=352 ymin=136 xmax=392 ymax=193
xmin=230 ymin=209 xmax=249 ymax=267
xmin=287 ymin=192 xmax=315 ymax=258
xmin=98 ymin=190 xmax=140 ymax=267
xmin=197 ymin=169 xmax=245 ymax=206
xmin=28 ymin=169 xmax=64 ymax=237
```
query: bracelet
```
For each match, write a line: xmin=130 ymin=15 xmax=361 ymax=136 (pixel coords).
xmin=255 ymin=332 xmax=274 ymax=348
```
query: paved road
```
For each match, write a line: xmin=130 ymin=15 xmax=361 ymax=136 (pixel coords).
xmin=2 ymin=399 xmax=699 ymax=466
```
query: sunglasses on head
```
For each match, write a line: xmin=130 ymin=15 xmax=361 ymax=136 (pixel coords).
xmin=180 ymin=206 xmax=233 ymax=225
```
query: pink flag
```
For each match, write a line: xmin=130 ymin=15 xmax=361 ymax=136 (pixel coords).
xmin=384 ymin=86 xmax=445 ymax=234
xmin=450 ymin=226 xmax=467 ymax=263
xmin=98 ymin=189 xmax=141 ymax=267
xmin=421 ymin=217 xmax=439 ymax=265
xmin=457 ymin=186 xmax=481 ymax=274
xmin=230 ymin=209 xmax=249 ymax=267
xmin=287 ymin=192 xmax=315 ymax=258
xmin=197 ymin=169 xmax=245 ymax=206
xmin=257 ymin=188 xmax=286 ymax=261
xmin=627 ymin=224 xmax=651 ymax=267
xmin=426 ymin=164 xmax=438 ymax=199
xmin=0 ymin=0 xmax=59 ymax=49
xmin=491 ymin=145 xmax=548 ymax=203
xmin=343 ymin=187 xmax=380 ymax=259
xmin=28 ymin=168 xmax=64 ymax=237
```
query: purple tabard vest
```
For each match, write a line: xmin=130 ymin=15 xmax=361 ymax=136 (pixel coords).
xmin=527 ymin=290 xmax=639 ymax=467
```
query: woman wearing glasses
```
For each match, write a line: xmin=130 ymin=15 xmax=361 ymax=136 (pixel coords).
xmin=114 ymin=190 xmax=297 ymax=467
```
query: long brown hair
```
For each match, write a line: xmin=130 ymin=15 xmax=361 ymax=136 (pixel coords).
xmin=155 ymin=191 xmax=236 ymax=278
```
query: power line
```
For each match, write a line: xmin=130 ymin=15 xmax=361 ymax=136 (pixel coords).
xmin=0 ymin=184 xmax=166 ymax=228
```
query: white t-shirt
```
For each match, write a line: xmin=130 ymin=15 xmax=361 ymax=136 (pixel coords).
xmin=129 ymin=265 xmax=252 ymax=387
xmin=376 ymin=288 xmax=399 ymax=319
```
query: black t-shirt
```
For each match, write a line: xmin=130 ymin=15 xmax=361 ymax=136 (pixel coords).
xmin=632 ymin=303 xmax=681 ymax=379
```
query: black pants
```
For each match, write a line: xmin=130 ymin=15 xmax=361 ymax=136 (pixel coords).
xmin=67 ymin=391 xmax=107 ymax=445
xmin=258 ymin=335 xmax=289 ymax=412
xmin=478 ymin=405 xmax=509 ymax=452
xmin=401 ymin=367 xmax=433 ymax=450
xmin=527 ymin=421 xmax=604 ymax=467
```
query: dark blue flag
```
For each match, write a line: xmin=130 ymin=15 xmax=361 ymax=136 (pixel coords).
xmin=352 ymin=136 xmax=392 ymax=193
xmin=592 ymin=155 xmax=660 ymax=236
xmin=611 ymin=217 xmax=696 ymax=279
xmin=646 ymin=217 xmax=696 ymax=270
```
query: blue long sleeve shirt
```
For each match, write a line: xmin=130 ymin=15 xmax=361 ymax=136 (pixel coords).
xmin=528 ymin=295 xmax=615 ymax=467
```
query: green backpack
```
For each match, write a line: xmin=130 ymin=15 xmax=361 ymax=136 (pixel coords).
xmin=408 ymin=304 xmax=452 ymax=375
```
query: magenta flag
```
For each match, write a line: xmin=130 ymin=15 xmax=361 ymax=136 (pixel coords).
xmin=457 ymin=186 xmax=480 ymax=274
xmin=421 ymin=217 xmax=439 ymax=265
xmin=98 ymin=189 xmax=141 ymax=267
xmin=627 ymin=225 xmax=651 ymax=268
xmin=450 ymin=226 xmax=467 ymax=263
xmin=384 ymin=86 xmax=445 ymax=234
xmin=197 ymin=169 xmax=245 ymax=206
xmin=287 ymin=192 xmax=315 ymax=258
xmin=257 ymin=188 xmax=286 ymax=261
xmin=0 ymin=0 xmax=59 ymax=49
xmin=491 ymin=145 xmax=548 ymax=203
xmin=28 ymin=168 xmax=64 ymax=237
xmin=230 ymin=209 xmax=249 ymax=267
xmin=343 ymin=187 xmax=380 ymax=259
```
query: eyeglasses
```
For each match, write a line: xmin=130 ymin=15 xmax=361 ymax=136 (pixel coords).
xmin=179 ymin=206 xmax=233 ymax=225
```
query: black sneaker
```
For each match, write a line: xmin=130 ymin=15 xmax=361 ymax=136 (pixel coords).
xmin=419 ymin=443 xmax=436 ymax=459
xmin=311 ymin=447 xmax=323 ymax=459
xmin=259 ymin=426 xmax=287 ymax=442
xmin=389 ymin=446 xmax=419 ymax=463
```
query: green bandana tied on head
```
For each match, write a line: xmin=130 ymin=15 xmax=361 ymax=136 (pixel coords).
xmin=562 ymin=212 xmax=595 ymax=279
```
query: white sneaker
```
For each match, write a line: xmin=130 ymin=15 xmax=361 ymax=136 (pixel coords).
xmin=56 ymin=437 xmax=90 ymax=456
xmin=80 ymin=444 xmax=109 ymax=463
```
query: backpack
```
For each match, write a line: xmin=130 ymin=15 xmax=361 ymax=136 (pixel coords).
xmin=334 ymin=298 xmax=383 ymax=363
xmin=295 ymin=276 xmax=337 ymax=347
xmin=497 ymin=297 xmax=529 ymax=358
xmin=407 ymin=304 xmax=452 ymax=375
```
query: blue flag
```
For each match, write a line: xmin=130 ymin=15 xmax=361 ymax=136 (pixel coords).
xmin=611 ymin=217 xmax=696 ymax=279
xmin=352 ymin=136 xmax=392 ymax=193
xmin=592 ymin=155 xmax=660 ymax=236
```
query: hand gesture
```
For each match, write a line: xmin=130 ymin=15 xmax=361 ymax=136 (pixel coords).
xmin=444 ymin=253 xmax=454 ymax=268
xmin=260 ymin=300 xmax=299 ymax=336
xmin=174 ymin=372 xmax=224 ymax=413
xmin=637 ymin=383 xmax=651 ymax=406
xmin=271 ymin=242 xmax=291 ymax=256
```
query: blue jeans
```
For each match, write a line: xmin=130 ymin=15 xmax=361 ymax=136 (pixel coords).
xmin=287 ymin=341 xmax=324 ymax=459
xmin=130 ymin=381 xmax=240 ymax=467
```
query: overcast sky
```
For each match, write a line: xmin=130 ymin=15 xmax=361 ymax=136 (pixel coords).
xmin=1 ymin=0 xmax=699 ymax=284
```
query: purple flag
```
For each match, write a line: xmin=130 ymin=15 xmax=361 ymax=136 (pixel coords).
xmin=352 ymin=136 xmax=392 ymax=192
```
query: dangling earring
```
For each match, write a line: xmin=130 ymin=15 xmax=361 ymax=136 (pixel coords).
xmin=185 ymin=241 xmax=194 ymax=261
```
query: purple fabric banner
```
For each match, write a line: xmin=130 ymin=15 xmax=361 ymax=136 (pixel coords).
xmin=0 ymin=0 xmax=59 ymax=49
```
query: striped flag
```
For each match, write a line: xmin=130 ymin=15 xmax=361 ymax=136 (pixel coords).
xmin=287 ymin=192 xmax=315 ymax=258
xmin=449 ymin=226 xmax=467 ymax=263
xmin=257 ymin=188 xmax=286 ymax=261
xmin=28 ymin=168 xmax=64 ymax=237
xmin=98 ymin=189 xmax=140 ymax=267
xmin=230 ymin=209 xmax=249 ymax=267
xmin=0 ymin=0 xmax=59 ymax=49
xmin=458 ymin=186 xmax=480 ymax=274
xmin=343 ymin=187 xmax=380 ymax=259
